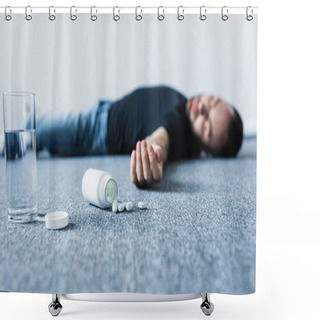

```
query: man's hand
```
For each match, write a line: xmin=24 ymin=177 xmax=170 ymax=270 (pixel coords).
xmin=130 ymin=140 xmax=163 ymax=188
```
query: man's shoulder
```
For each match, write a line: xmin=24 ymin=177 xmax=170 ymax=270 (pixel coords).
xmin=131 ymin=85 xmax=186 ymax=98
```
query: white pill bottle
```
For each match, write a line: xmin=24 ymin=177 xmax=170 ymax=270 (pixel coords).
xmin=82 ymin=169 xmax=118 ymax=209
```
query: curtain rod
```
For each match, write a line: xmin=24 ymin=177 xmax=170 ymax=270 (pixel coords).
xmin=0 ymin=6 xmax=259 ymax=15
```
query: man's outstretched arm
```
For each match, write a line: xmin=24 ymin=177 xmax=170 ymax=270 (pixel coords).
xmin=130 ymin=126 xmax=169 ymax=188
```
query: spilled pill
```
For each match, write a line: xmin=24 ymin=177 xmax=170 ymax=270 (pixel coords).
xmin=112 ymin=200 xmax=118 ymax=213
xmin=126 ymin=201 xmax=133 ymax=211
xmin=137 ymin=201 xmax=147 ymax=209
xmin=118 ymin=202 xmax=125 ymax=212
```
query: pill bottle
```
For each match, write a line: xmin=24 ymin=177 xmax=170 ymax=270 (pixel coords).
xmin=82 ymin=169 xmax=118 ymax=209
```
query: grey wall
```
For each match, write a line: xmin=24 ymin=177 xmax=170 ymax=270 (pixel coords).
xmin=0 ymin=13 xmax=257 ymax=147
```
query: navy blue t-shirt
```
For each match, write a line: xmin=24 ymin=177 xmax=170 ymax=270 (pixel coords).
xmin=107 ymin=86 xmax=201 ymax=161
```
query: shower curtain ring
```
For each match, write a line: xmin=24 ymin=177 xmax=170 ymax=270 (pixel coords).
xmin=157 ymin=6 xmax=164 ymax=21
xmin=135 ymin=6 xmax=142 ymax=21
xmin=25 ymin=6 xmax=32 ymax=21
xmin=49 ymin=6 xmax=56 ymax=21
xmin=221 ymin=6 xmax=228 ymax=21
xmin=90 ymin=6 xmax=97 ymax=21
xmin=4 ymin=6 xmax=12 ymax=21
xmin=177 ymin=6 xmax=184 ymax=21
xmin=246 ymin=6 xmax=254 ymax=21
xmin=113 ymin=6 xmax=120 ymax=21
xmin=200 ymin=6 xmax=207 ymax=21
xmin=70 ymin=6 xmax=77 ymax=21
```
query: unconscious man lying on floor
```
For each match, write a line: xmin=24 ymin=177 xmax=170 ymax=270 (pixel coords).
xmin=35 ymin=85 xmax=244 ymax=188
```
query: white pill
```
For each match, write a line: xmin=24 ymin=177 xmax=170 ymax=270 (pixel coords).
xmin=137 ymin=201 xmax=147 ymax=209
xmin=126 ymin=201 xmax=133 ymax=211
xmin=118 ymin=202 xmax=125 ymax=212
xmin=112 ymin=200 xmax=118 ymax=213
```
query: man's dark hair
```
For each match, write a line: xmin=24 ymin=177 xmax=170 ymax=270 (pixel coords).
xmin=208 ymin=106 xmax=243 ymax=158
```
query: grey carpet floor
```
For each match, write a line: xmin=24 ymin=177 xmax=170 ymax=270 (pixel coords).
xmin=0 ymin=137 xmax=256 ymax=294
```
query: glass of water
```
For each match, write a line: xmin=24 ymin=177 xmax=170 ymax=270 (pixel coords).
xmin=2 ymin=92 xmax=37 ymax=222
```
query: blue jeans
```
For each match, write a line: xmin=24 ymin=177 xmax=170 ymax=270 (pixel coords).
xmin=36 ymin=100 xmax=112 ymax=156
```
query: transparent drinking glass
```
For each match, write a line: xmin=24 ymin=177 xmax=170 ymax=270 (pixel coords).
xmin=2 ymin=92 xmax=37 ymax=222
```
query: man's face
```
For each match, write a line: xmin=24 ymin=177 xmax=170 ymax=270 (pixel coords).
xmin=186 ymin=94 xmax=234 ymax=151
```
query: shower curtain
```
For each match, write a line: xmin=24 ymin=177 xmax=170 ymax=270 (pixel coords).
xmin=0 ymin=7 xmax=257 ymax=295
